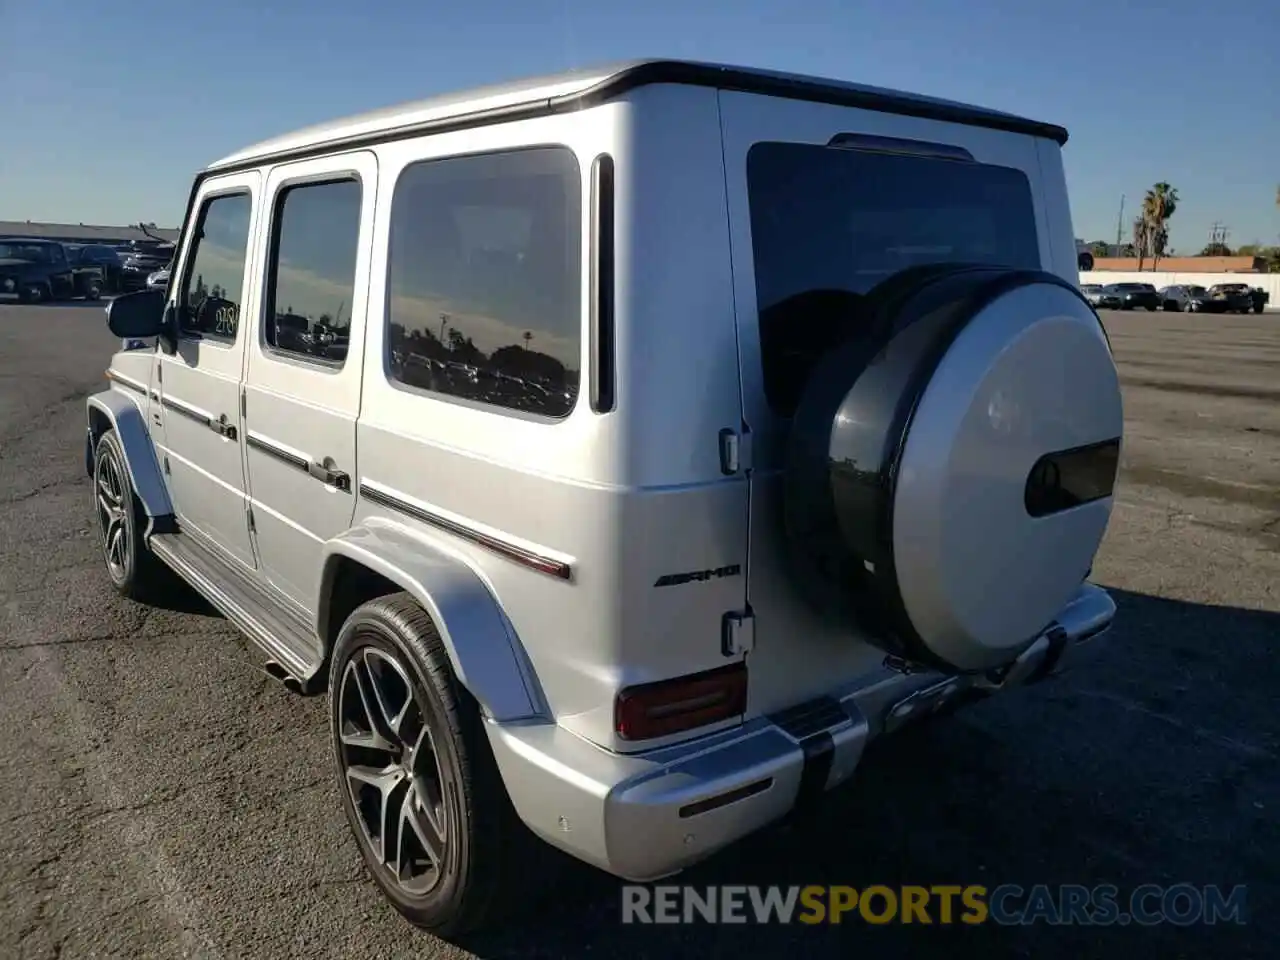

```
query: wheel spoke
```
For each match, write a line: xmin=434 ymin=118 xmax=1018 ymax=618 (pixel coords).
xmin=346 ymin=763 xmax=401 ymax=790
xmin=362 ymin=649 xmax=412 ymax=737
xmin=107 ymin=524 xmax=126 ymax=568
xmin=402 ymin=784 xmax=446 ymax=868
xmin=345 ymin=659 xmax=397 ymax=751
xmin=344 ymin=764 xmax=408 ymax=869
xmin=339 ymin=729 xmax=389 ymax=750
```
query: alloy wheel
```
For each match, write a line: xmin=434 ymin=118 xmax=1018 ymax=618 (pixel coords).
xmin=95 ymin=447 xmax=131 ymax=581
xmin=338 ymin=646 xmax=449 ymax=895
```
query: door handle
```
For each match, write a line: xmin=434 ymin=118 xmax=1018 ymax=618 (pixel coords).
xmin=308 ymin=460 xmax=350 ymax=491
xmin=212 ymin=414 xmax=237 ymax=441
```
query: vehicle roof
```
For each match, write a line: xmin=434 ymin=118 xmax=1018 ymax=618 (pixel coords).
xmin=207 ymin=58 xmax=1068 ymax=172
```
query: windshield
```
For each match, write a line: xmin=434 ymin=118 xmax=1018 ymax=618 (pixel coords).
xmin=0 ymin=242 xmax=58 ymax=262
xmin=1187 ymin=286 xmax=1207 ymax=295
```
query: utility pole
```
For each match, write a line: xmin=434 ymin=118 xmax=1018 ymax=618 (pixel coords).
xmin=1115 ymin=194 xmax=1125 ymax=249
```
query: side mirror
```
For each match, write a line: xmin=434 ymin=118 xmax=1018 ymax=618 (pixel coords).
xmin=106 ymin=289 xmax=167 ymax=338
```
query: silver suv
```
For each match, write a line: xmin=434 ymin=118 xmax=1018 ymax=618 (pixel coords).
xmin=87 ymin=59 xmax=1123 ymax=935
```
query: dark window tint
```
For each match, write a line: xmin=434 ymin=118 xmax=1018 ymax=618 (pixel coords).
xmin=746 ymin=141 xmax=1040 ymax=416
xmin=264 ymin=179 xmax=361 ymax=366
xmin=387 ymin=147 xmax=582 ymax=418
xmin=178 ymin=192 xmax=252 ymax=340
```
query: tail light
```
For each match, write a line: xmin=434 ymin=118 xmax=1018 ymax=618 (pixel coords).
xmin=615 ymin=662 xmax=748 ymax=742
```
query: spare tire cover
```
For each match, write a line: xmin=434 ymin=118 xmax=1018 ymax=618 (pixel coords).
xmin=783 ymin=265 xmax=1123 ymax=674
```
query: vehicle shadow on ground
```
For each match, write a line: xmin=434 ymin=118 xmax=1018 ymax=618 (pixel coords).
xmin=149 ymin=574 xmax=220 ymax=618
xmin=456 ymin=587 xmax=1275 ymax=960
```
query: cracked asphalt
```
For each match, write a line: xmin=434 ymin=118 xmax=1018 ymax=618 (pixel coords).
xmin=1 ymin=303 xmax=1276 ymax=958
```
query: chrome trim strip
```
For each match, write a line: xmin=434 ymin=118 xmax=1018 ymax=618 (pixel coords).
xmin=358 ymin=480 xmax=573 ymax=581
xmin=106 ymin=369 xmax=148 ymax=395
xmin=160 ymin=394 xmax=213 ymax=427
xmin=245 ymin=431 xmax=310 ymax=473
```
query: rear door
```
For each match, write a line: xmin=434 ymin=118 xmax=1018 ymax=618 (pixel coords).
xmin=241 ymin=151 xmax=375 ymax=617
xmin=717 ymin=91 xmax=1053 ymax=715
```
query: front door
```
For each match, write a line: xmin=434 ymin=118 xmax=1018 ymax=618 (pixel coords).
xmin=242 ymin=152 xmax=376 ymax=616
xmin=155 ymin=173 xmax=261 ymax=571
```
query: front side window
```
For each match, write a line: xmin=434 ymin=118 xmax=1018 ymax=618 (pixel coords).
xmin=178 ymin=191 xmax=252 ymax=341
xmin=386 ymin=146 xmax=582 ymax=419
xmin=263 ymin=178 xmax=362 ymax=366
xmin=746 ymin=141 xmax=1041 ymax=417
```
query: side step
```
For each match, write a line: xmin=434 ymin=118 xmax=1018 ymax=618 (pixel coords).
xmin=149 ymin=532 xmax=324 ymax=691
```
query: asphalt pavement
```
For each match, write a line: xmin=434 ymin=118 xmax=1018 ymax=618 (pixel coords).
xmin=0 ymin=303 xmax=1276 ymax=958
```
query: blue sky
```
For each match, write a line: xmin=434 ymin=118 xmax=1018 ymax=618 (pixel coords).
xmin=2 ymin=0 xmax=1277 ymax=253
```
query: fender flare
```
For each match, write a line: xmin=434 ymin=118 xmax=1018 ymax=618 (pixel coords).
xmin=85 ymin=388 xmax=173 ymax=519
xmin=318 ymin=518 xmax=546 ymax=723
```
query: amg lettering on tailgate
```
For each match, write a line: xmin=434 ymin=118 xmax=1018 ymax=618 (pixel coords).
xmin=654 ymin=565 xmax=742 ymax=588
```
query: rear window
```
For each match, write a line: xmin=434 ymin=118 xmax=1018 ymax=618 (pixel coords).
xmin=386 ymin=147 xmax=582 ymax=419
xmin=746 ymin=141 xmax=1041 ymax=417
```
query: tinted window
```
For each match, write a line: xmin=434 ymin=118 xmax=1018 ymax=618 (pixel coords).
xmin=178 ymin=192 xmax=252 ymax=340
xmin=386 ymin=147 xmax=581 ymax=418
xmin=746 ymin=141 xmax=1040 ymax=416
xmin=0 ymin=242 xmax=55 ymax=262
xmin=264 ymin=178 xmax=361 ymax=366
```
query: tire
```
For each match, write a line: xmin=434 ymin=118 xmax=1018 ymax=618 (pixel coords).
xmin=92 ymin=430 xmax=168 ymax=600
xmin=328 ymin=593 xmax=521 ymax=936
xmin=18 ymin=282 xmax=47 ymax=304
xmin=85 ymin=282 xmax=102 ymax=301
xmin=1145 ymin=305 xmax=1157 ymax=312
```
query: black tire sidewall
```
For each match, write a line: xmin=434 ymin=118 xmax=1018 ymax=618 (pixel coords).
xmin=328 ymin=599 xmax=487 ymax=931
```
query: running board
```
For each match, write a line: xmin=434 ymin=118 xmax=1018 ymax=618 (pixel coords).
xmin=148 ymin=532 xmax=324 ymax=691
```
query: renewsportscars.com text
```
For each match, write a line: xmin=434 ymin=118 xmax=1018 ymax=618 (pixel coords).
xmin=621 ymin=883 xmax=1248 ymax=926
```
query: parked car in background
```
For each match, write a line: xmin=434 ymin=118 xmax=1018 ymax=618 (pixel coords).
xmin=1206 ymin=282 xmax=1269 ymax=314
xmin=69 ymin=244 xmax=125 ymax=293
xmin=0 ymin=239 xmax=105 ymax=303
xmin=1081 ymin=283 xmax=1121 ymax=309
xmin=1105 ymin=282 xmax=1160 ymax=311
xmin=1158 ymin=284 xmax=1220 ymax=313
xmin=146 ymin=267 xmax=170 ymax=290
xmin=119 ymin=242 xmax=175 ymax=291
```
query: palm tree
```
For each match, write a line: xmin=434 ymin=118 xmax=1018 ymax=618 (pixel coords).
xmin=1132 ymin=217 xmax=1151 ymax=271
xmin=1141 ymin=183 xmax=1179 ymax=269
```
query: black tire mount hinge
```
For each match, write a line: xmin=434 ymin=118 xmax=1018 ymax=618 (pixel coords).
xmin=718 ymin=423 xmax=753 ymax=476
xmin=722 ymin=608 xmax=755 ymax=657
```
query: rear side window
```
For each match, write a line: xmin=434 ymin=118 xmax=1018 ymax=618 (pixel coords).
xmin=746 ymin=141 xmax=1040 ymax=416
xmin=386 ymin=146 xmax=582 ymax=419
xmin=263 ymin=178 xmax=362 ymax=367
xmin=178 ymin=192 xmax=252 ymax=341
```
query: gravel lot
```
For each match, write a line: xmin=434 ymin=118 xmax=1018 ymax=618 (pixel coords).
xmin=1 ymin=303 xmax=1275 ymax=958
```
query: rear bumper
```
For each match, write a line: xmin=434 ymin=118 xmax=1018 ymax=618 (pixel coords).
xmin=488 ymin=582 xmax=1115 ymax=881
